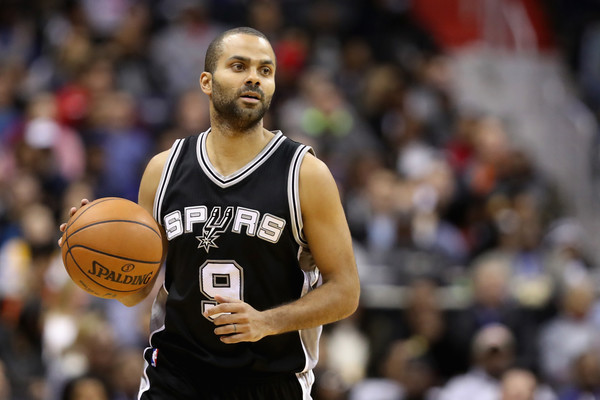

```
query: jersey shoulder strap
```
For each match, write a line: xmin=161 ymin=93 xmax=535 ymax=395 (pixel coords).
xmin=153 ymin=137 xmax=188 ymax=222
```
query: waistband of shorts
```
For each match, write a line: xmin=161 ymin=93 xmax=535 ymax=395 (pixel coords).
xmin=149 ymin=346 xmax=297 ymax=384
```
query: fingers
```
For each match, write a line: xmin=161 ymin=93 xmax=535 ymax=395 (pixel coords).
xmin=211 ymin=311 xmax=248 ymax=326
xmin=219 ymin=332 xmax=244 ymax=344
xmin=205 ymin=301 xmax=250 ymax=343
xmin=68 ymin=199 xmax=89 ymax=217
xmin=214 ymin=322 xmax=245 ymax=336
xmin=203 ymin=296 xmax=244 ymax=319
xmin=214 ymin=295 xmax=242 ymax=304
xmin=58 ymin=198 xmax=90 ymax=248
xmin=204 ymin=302 xmax=245 ymax=320
xmin=213 ymin=322 xmax=249 ymax=344
xmin=204 ymin=298 xmax=263 ymax=344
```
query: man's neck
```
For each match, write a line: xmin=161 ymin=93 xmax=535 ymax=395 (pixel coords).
xmin=206 ymin=124 xmax=274 ymax=176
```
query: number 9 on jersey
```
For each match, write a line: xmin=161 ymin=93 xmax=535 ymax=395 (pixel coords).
xmin=199 ymin=260 xmax=244 ymax=320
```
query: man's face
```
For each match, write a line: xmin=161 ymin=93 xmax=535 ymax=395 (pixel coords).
xmin=209 ymin=34 xmax=276 ymax=131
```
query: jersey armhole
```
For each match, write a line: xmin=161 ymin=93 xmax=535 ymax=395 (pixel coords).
xmin=153 ymin=139 xmax=185 ymax=224
xmin=288 ymin=145 xmax=315 ymax=247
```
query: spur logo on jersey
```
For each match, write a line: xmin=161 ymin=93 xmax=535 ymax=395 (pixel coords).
xmin=163 ymin=205 xmax=286 ymax=252
xmin=196 ymin=206 xmax=234 ymax=252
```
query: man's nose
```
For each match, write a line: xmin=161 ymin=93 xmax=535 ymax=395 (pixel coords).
xmin=245 ymin=68 xmax=261 ymax=86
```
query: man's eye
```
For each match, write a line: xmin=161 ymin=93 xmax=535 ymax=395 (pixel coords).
xmin=261 ymin=67 xmax=272 ymax=75
xmin=232 ymin=64 xmax=244 ymax=71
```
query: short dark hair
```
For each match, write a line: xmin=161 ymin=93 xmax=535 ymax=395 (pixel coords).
xmin=204 ymin=27 xmax=270 ymax=74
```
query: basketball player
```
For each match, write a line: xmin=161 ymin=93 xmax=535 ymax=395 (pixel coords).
xmin=60 ymin=27 xmax=360 ymax=399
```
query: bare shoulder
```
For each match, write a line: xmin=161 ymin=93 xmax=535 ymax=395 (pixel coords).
xmin=138 ymin=150 xmax=170 ymax=213
xmin=145 ymin=150 xmax=171 ymax=178
xmin=299 ymin=152 xmax=341 ymax=216
xmin=299 ymin=152 xmax=334 ymax=185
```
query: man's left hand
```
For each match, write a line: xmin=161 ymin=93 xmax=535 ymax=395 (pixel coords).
xmin=205 ymin=295 xmax=274 ymax=343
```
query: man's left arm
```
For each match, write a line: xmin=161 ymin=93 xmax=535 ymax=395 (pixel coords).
xmin=205 ymin=153 xmax=360 ymax=343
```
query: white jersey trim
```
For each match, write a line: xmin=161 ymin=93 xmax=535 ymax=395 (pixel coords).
xmin=196 ymin=129 xmax=286 ymax=188
xmin=153 ymin=139 xmax=185 ymax=223
xmin=297 ymin=247 xmax=322 ymax=375
xmin=288 ymin=145 xmax=314 ymax=246
xmin=296 ymin=370 xmax=315 ymax=400
xmin=137 ymin=283 xmax=168 ymax=399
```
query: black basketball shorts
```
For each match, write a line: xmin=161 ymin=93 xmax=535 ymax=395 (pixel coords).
xmin=137 ymin=348 xmax=313 ymax=400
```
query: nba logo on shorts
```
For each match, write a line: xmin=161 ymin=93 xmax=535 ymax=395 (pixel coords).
xmin=151 ymin=348 xmax=159 ymax=367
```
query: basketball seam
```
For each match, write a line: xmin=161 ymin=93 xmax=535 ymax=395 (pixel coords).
xmin=64 ymin=197 xmax=119 ymax=253
xmin=67 ymin=244 xmax=162 ymax=264
xmin=65 ymin=197 xmax=118 ymax=232
xmin=64 ymin=219 xmax=162 ymax=243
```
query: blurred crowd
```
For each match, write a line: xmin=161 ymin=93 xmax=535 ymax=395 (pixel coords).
xmin=1 ymin=0 xmax=600 ymax=400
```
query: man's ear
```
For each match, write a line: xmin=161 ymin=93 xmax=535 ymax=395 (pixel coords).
xmin=200 ymin=72 xmax=212 ymax=95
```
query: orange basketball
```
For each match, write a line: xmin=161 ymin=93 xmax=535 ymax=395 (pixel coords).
xmin=61 ymin=197 xmax=163 ymax=299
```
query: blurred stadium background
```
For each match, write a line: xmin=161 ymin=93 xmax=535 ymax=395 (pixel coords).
xmin=1 ymin=0 xmax=600 ymax=399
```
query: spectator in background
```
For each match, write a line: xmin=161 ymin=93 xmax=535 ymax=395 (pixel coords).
xmin=315 ymin=311 xmax=370 ymax=397
xmin=501 ymin=368 xmax=556 ymax=400
xmin=396 ymin=278 xmax=462 ymax=381
xmin=85 ymin=91 xmax=152 ymax=201
xmin=172 ymin=89 xmax=211 ymax=135
xmin=451 ymin=255 xmax=539 ymax=372
xmin=44 ymin=312 xmax=120 ymax=400
xmin=335 ymin=37 xmax=374 ymax=111
xmin=0 ymin=170 xmax=41 ymax=242
xmin=438 ymin=323 xmax=516 ymax=400
xmin=539 ymin=281 xmax=600 ymax=389
xmin=544 ymin=219 xmax=595 ymax=288
xmin=109 ymin=348 xmax=144 ymax=400
xmin=407 ymin=158 xmax=468 ymax=267
xmin=444 ymin=111 xmax=478 ymax=175
xmin=0 ymin=63 xmax=22 ymax=169
xmin=0 ymin=203 xmax=53 ymax=400
xmin=501 ymin=369 xmax=538 ymax=400
xmin=461 ymin=116 xmax=513 ymax=198
xmin=278 ymin=67 xmax=381 ymax=183
xmin=359 ymin=63 xmax=405 ymax=145
xmin=558 ymin=351 xmax=600 ymax=400
xmin=348 ymin=339 xmax=405 ymax=400
xmin=348 ymin=338 xmax=439 ymax=400
xmin=24 ymin=92 xmax=86 ymax=182
xmin=13 ymin=91 xmax=93 ymax=212
xmin=78 ymin=0 xmax=132 ymax=41
xmin=246 ymin=0 xmax=283 ymax=41
xmin=271 ymin=27 xmax=310 ymax=104
xmin=0 ymin=360 xmax=11 ymax=400
xmin=150 ymin=0 xmax=224 ymax=97
xmin=108 ymin=2 xmax=166 ymax=129
xmin=0 ymin=1 xmax=37 ymax=66
xmin=0 ymin=198 xmax=87 ymax=400
xmin=154 ymin=89 xmax=210 ymax=153
xmin=55 ymin=54 xmax=118 ymax=132
xmin=60 ymin=374 xmax=110 ymax=400
xmin=359 ymin=167 xmax=402 ymax=259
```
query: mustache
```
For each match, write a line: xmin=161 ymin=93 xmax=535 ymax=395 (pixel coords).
xmin=238 ymin=84 xmax=265 ymax=98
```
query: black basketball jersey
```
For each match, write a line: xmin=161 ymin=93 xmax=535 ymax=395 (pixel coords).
xmin=147 ymin=129 xmax=321 ymax=380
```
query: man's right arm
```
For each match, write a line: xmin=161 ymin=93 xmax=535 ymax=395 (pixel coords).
xmin=119 ymin=150 xmax=170 ymax=307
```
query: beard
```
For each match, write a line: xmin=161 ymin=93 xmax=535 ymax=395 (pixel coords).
xmin=211 ymin=79 xmax=272 ymax=132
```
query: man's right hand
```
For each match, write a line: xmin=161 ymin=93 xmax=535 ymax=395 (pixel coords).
xmin=57 ymin=198 xmax=90 ymax=247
